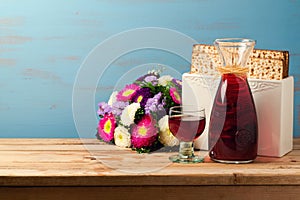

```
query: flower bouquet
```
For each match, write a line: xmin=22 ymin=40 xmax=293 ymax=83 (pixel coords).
xmin=96 ymin=70 xmax=182 ymax=153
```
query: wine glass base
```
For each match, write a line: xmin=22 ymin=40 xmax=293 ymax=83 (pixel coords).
xmin=169 ymin=154 xmax=204 ymax=163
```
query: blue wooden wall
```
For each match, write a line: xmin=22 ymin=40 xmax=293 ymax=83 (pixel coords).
xmin=1 ymin=0 xmax=300 ymax=138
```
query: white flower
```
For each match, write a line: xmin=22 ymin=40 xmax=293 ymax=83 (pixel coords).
xmin=120 ymin=103 xmax=140 ymax=126
xmin=158 ymin=115 xmax=169 ymax=132
xmin=114 ymin=126 xmax=131 ymax=148
xmin=108 ymin=91 xmax=118 ymax=106
xmin=148 ymin=69 xmax=158 ymax=75
xmin=158 ymin=75 xmax=172 ymax=86
xmin=159 ymin=129 xmax=179 ymax=147
xmin=158 ymin=115 xmax=179 ymax=146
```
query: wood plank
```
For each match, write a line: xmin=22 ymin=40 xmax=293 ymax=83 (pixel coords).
xmin=0 ymin=171 xmax=299 ymax=187
xmin=0 ymin=138 xmax=299 ymax=188
xmin=0 ymin=138 xmax=96 ymax=145
xmin=0 ymin=144 xmax=86 ymax=151
xmin=0 ymin=186 xmax=300 ymax=200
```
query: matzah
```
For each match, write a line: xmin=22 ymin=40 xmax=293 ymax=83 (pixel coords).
xmin=191 ymin=44 xmax=289 ymax=80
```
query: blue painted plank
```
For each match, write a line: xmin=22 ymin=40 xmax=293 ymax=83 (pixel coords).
xmin=0 ymin=0 xmax=299 ymax=138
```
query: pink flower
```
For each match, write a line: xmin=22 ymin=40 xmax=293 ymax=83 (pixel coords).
xmin=169 ymin=87 xmax=181 ymax=104
xmin=97 ymin=113 xmax=116 ymax=142
xmin=131 ymin=115 xmax=158 ymax=148
xmin=116 ymin=84 xmax=140 ymax=101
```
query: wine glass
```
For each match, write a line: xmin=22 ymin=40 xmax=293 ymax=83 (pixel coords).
xmin=168 ymin=105 xmax=206 ymax=163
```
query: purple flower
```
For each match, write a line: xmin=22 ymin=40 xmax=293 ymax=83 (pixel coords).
xmin=135 ymin=72 xmax=159 ymax=84
xmin=144 ymin=92 xmax=164 ymax=114
xmin=111 ymin=101 xmax=129 ymax=116
xmin=131 ymin=87 xmax=153 ymax=107
xmin=144 ymin=75 xmax=158 ymax=85
xmin=172 ymin=78 xmax=182 ymax=89
xmin=97 ymin=102 xmax=112 ymax=117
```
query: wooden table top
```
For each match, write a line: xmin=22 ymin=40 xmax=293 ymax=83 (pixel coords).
xmin=1 ymin=138 xmax=300 ymax=199
xmin=1 ymin=138 xmax=299 ymax=186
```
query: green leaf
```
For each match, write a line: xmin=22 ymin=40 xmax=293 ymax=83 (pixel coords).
xmin=134 ymin=108 xmax=145 ymax=124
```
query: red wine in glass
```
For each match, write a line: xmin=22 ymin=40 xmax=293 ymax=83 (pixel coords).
xmin=169 ymin=116 xmax=206 ymax=142
xmin=168 ymin=106 xmax=206 ymax=163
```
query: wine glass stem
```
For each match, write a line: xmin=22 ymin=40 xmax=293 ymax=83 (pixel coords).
xmin=179 ymin=141 xmax=194 ymax=158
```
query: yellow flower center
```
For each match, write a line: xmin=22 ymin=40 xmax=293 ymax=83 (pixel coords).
xmin=138 ymin=126 xmax=147 ymax=136
xmin=104 ymin=120 xmax=112 ymax=134
xmin=174 ymin=91 xmax=180 ymax=101
xmin=123 ymin=89 xmax=134 ymax=97
xmin=137 ymin=95 xmax=143 ymax=103
xmin=118 ymin=133 xmax=123 ymax=140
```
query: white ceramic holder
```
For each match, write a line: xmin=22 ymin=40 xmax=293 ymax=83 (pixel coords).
xmin=182 ymin=73 xmax=294 ymax=157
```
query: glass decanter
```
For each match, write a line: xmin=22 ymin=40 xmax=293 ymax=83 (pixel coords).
xmin=209 ymin=38 xmax=258 ymax=164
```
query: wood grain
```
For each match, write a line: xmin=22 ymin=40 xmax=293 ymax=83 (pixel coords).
xmin=1 ymin=186 xmax=300 ymax=200
xmin=0 ymin=138 xmax=299 ymax=200
xmin=0 ymin=139 xmax=300 ymax=187
xmin=0 ymin=138 xmax=299 ymax=198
